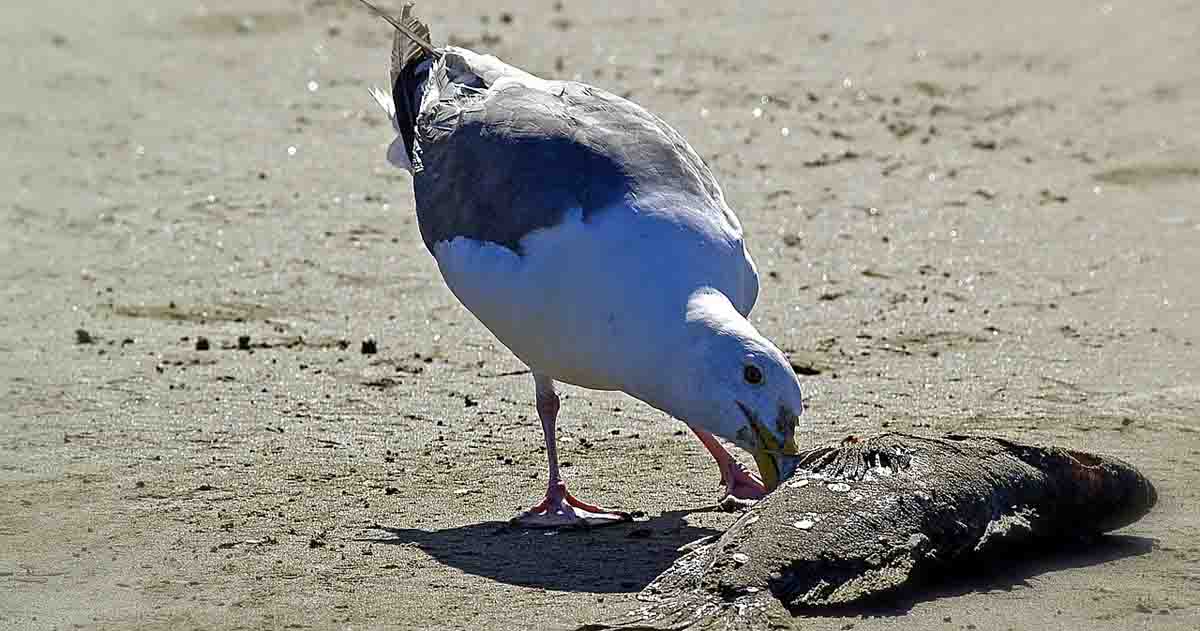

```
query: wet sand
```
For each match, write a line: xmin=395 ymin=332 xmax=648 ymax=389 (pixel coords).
xmin=1 ymin=1 xmax=1198 ymax=629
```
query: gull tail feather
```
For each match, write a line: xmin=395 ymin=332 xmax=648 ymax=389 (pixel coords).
xmin=358 ymin=1 xmax=438 ymax=171
xmin=368 ymin=85 xmax=412 ymax=170
xmin=368 ymin=86 xmax=395 ymax=124
xmin=355 ymin=0 xmax=438 ymax=65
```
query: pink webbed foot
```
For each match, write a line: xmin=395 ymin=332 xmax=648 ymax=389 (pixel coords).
xmin=511 ymin=481 xmax=631 ymax=529
xmin=717 ymin=459 xmax=768 ymax=511
xmin=691 ymin=428 xmax=768 ymax=511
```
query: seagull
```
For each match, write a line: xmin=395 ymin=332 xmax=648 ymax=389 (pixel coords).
xmin=357 ymin=1 xmax=804 ymax=528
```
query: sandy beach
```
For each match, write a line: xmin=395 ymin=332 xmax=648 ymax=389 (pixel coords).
xmin=1 ymin=1 xmax=1198 ymax=629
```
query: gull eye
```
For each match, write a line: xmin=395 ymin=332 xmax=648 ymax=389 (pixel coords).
xmin=743 ymin=365 xmax=764 ymax=385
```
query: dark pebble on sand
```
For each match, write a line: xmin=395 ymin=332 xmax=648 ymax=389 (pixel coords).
xmin=1040 ymin=189 xmax=1069 ymax=204
xmin=361 ymin=338 xmax=378 ymax=355
xmin=791 ymin=361 xmax=822 ymax=376
xmin=75 ymin=329 xmax=94 ymax=344
xmin=237 ymin=335 xmax=251 ymax=350
xmin=195 ymin=336 xmax=211 ymax=351
xmin=385 ymin=487 xmax=399 ymax=495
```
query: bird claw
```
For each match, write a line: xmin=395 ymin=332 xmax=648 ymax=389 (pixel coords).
xmin=511 ymin=482 xmax=631 ymax=529
xmin=716 ymin=493 xmax=759 ymax=512
xmin=717 ymin=461 xmax=768 ymax=511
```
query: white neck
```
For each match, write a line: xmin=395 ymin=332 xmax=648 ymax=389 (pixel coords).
xmin=625 ymin=288 xmax=751 ymax=423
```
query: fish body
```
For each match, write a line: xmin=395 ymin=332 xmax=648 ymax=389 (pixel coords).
xmin=589 ymin=433 xmax=1157 ymax=630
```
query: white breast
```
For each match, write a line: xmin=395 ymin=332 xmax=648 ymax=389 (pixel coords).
xmin=431 ymin=206 xmax=757 ymax=391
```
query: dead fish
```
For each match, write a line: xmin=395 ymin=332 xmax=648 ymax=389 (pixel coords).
xmin=583 ymin=433 xmax=1157 ymax=630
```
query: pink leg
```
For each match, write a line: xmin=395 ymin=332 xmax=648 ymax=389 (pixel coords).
xmin=691 ymin=428 xmax=767 ymax=510
xmin=511 ymin=376 xmax=630 ymax=528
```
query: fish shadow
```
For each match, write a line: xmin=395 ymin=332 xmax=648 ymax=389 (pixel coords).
xmin=806 ymin=534 xmax=1158 ymax=617
xmin=358 ymin=508 xmax=723 ymax=594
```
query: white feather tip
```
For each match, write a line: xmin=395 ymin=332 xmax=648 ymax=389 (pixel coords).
xmin=369 ymin=86 xmax=397 ymax=122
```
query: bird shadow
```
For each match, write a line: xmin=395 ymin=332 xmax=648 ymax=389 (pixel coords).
xmin=357 ymin=508 xmax=724 ymax=594
xmin=794 ymin=534 xmax=1158 ymax=618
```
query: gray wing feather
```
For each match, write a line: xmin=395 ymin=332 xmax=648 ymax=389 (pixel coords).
xmin=411 ymin=50 xmax=737 ymax=254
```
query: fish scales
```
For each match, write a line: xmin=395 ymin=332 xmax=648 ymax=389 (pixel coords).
xmin=582 ymin=432 xmax=1157 ymax=630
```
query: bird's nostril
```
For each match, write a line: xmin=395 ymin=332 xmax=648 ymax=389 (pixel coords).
xmin=775 ymin=405 xmax=799 ymax=435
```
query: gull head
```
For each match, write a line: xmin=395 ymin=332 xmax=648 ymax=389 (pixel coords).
xmin=649 ymin=289 xmax=805 ymax=491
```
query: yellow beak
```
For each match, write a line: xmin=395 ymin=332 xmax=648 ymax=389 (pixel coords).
xmin=752 ymin=448 xmax=782 ymax=491
xmin=749 ymin=421 xmax=800 ymax=491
